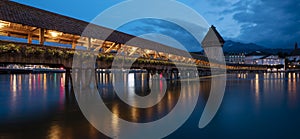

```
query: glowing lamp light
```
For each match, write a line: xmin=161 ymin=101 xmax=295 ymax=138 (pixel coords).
xmin=49 ymin=31 xmax=62 ymax=37
xmin=0 ymin=20 xmax=10 ymax=28
xmin=146 ymin=50 xmax=150 ymax=53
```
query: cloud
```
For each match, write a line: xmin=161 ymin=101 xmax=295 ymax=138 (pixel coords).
xmin=227 ymin=0 xmax=300 ymax=48
xmin=203 ymin=0 xmax=239 ymax=7
xmin=181 ymin=0 xmax=242 ymax=39
xmin=179 ymin=0 xmax=300 ymax=48
xmin=117 ymin=18 xmax=208 ymax=52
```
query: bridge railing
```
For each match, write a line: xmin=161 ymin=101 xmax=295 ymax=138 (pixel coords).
xmin=0 ymin=41 xmax=212 ymax=69
xmin=0 ymin=41 xmax=270 ymax=71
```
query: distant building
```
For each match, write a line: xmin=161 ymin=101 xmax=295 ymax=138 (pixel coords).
xmin=244 ymin=51 xmax=266 ymax=65
xmin=257 ymin=55 xmax=285 ymax=66
xmin=287 ymin=43 xmax=300 ymax=68
xmin=225 ymin=53 xmax=245 ymax=64
xmin=244 ymin=51 xmax=285 ymax=71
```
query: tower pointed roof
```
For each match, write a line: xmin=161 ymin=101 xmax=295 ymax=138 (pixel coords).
xmin=201 ymin=25 xmax=225 ymax=48
xmin=290 ymin=42 xmax=300 ymax=56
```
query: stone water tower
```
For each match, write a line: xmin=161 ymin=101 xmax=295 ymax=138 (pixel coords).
xmin=201 ymin=25 xmax=225 ymax=61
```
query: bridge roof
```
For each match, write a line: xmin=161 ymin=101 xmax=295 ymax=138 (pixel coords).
xmin=201 ymin=25 xmax=225 ymax=47
xmin=0 ymin=0 xmax=204 ymax=58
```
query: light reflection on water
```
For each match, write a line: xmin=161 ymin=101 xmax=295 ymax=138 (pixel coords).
xmin=0 ymin=72 xmax=299 ymax=139
xmin=235 ymin=72 xmax=299 ymax=109
xmin=3 ymin=74 xmax=66 ymax=121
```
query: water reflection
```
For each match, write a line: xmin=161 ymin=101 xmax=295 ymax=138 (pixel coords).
xmin=128 ymin=73 xmax=135 ymax=96
xmin=111 ymin=104 xmax=120 ymax=136
xmin=48 ymin=124 xmax=62 ymax=139
xmin=242 ymin=72 xmax=300 ymax=109
xmin=2 ymin=73 xmax=66 ymax=123
xmin=1 ymin=72 xmax=300 ymax=139
xmin=253 ymin=74 xmax=260 ymax=107
xmin=288 ymin=72 xmax=298 ymax=108
xmin=98 ymin=72 xmax=185 ymax=123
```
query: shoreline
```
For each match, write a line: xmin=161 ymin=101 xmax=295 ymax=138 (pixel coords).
xmin=0 ymin=68 xmax=65 ymax=74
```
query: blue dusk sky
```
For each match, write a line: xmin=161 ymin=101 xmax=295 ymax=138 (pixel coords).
xmin=11 ymin=0 xmax=300 ymax=51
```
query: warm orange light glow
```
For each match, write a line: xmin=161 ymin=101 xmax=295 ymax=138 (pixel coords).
xmin=0 ymin=20 xmax=10 ymax=28
xmin=146 ymin=49 xmax=152 ymax=54
xmin=49 ymin=31 xmax=62 ymax=37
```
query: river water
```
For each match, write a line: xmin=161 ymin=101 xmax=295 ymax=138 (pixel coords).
xmin=0 ymin=72 xmax=299 ymax=139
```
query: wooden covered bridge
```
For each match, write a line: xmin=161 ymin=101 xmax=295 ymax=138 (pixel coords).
xmin=0 ymin=1 xmax=267 ymax=75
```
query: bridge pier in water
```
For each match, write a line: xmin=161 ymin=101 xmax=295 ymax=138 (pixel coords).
xmin=65 ymin=69 xmax=71 ymax=88
xmin=66 ymin=67 xmax=270 ymax=93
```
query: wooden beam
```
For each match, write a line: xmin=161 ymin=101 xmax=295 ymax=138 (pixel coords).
xmin=104 ymin=43 xmax=116 ymax=53
xmin=120 ymin=45 xmax=129 ymax=55
xmin=94 ymin=46 xmax=102 ymax=52
xmin=115 ymin=44 xmax=122 ymax=52
xmin=30 ymin=27 xmax=39 ymax=32
xmin=155 ymin=51 xmax=161 ymax=59
xmin=0 ymin=33 xmax=26 ymax=39
xmin=129 ymin=47 xmax=138 ymax=56
xmin=72 ymin=40 xmax=76 ymax=49
xmin=142 ymin=49 xmax=150 ymax=58
xmin=1 ymin=26 xmax=76 ymax=44
xmin=72 ymin=35 xmax=77 ymax=49
xmin=135 ymin=48 xmax=144 ymax=56
xmin=93 ymin=40 xmax=105 ymax=52
xmin=0 ymin=27 xmax=30 ymax=35
xmin=27 ymin=33 xmax=32 ymax=44
xmin=87 ymin=37 xmax=92 ymax=50
xmin=39 ymin=28 xmax=45 ymax=45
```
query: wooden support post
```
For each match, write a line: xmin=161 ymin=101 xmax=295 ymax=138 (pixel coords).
xmin=164 ymin=70 xmax=170 ymax=80
xmin=39 ymin=28 xmax=45 ymax=45
xmin=172 ymin=70 xmax=177 ymax=80
xmin=75 ymin=68 xmax=82 ymax=87
xmin=72 ymin=35 xmax=77 ymax=49
xmin=87 ymin=68 xmax=93 ymax=86
xmin=27 ymin=33 xmax=32 ymax=44
xmin=65 ymin=69 xmax=71 ymax=88
xmin=106 ymin=72 xmax=110 ymax=83
xmin=72 ymin=40 xmax=76 ymax=49
xmin=154 ymin=51 xmax=159 ymax=59
xmin=87 ymin=37 xmax=92 ymax=50
xmin=146 ymin=69 xmax=151 ymax=82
